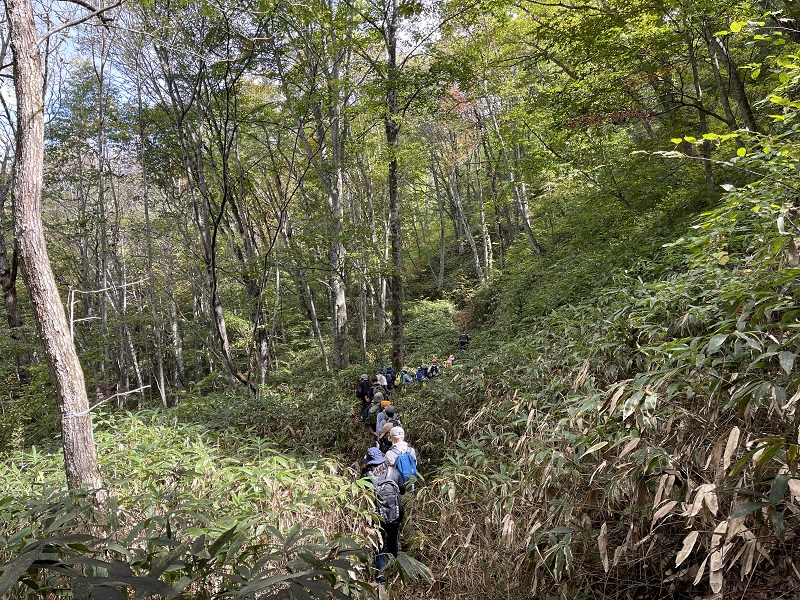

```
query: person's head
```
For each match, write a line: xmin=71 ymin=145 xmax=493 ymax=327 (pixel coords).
xmin=362 ymin=447 xmax=385 ymax=467
xmin=380 ymin=422 xmax=393 ymax=438
xmin=378 ymin=367 xmax=385 ymax=374
xmin=432 ymin=359 xmax=438 ymax=365
xmin=386 ymin=365 xmax=393 ymax=373
xmin=390 ymin=426 xmax=405 ymax=442
xmin=360 ymin=373 xmax=368 ymax=381
xmin=385 ymin=405 xmax=395 ymax=416
xmin=370 ymin=375 xmax=378 ymax=384
xmin=374 ymin=391 xmax=384 ymax=403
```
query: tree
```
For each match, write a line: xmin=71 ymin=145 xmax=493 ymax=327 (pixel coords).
xmin=5 ymin=0 xmax=103 ymax=492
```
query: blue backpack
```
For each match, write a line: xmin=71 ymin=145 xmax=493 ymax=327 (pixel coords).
xmin=394 ymin=450 xmax=419 ymax=483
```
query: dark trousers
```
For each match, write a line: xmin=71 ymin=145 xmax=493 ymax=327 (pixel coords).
xmin=374 ymin=520 xmax=401 ymax=582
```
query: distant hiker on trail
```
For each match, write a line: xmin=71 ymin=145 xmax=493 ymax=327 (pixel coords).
xmin=445 ymin=355 xmax=455 ymax=367
xmin=385 ymin=365 xmax=395 ymax=390
xmin=376 ymin=404 xmax=400 ymax=437
xmin=395 ymin=367 xmax=413 ymax=391
xmin=356 ymin=373 xmax=370 ymax=418
xmin=385 ymin=426 xmax=419 ymax=488
xmin=459 ymin=331 xmax=471 ymax=353
xmin=416 ymin=365 xmax=427 ymax=381
xmin=376 ymin=368 xmax=388 ymax=387
xmin=361 ymin=447 xmax=406 ymax=583
xmin=427 ymin=359 xmax=441 ymax=378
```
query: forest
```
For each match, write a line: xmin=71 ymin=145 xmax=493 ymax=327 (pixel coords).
xmin=0 ymin=0 xmax=799 ymax=597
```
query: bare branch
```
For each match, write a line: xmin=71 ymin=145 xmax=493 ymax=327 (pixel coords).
xmin=38 ymin=1 xmax=123 ymax=45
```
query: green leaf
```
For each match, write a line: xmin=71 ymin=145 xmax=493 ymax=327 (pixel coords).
xmin=730 ymin=21 xmax=747 ymax=32
xmin=770 ymin=474 xmax=789 ymax=505
xmin=779 ymin=351 xmax=795 ymax=374
xmin=707 ymin=334 xmax=728 ymax=354
xmin=730 ymin=501 xmax=770 ymax=518
xmin=737 ymin=147 xmax=746 ymax=157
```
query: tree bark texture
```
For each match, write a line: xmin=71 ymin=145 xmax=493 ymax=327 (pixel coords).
xmin=7 ymin=0 xmax=103 ymax=492
xmin=386 ymin=0 xmax=404 ymax=369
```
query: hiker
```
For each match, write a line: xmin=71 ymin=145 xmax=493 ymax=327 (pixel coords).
xmin=376 ymin=368 xmax=388 ymax=387
xmin=363 ymin=375 xmax=380 ymax=421
xmin=377 ymin=423 xmax=394 ymax=454
xmin=459 ymin=331 xmax=471 ymax=353
xmin=385 ymin=426 xmax=419 ymax=488
xmin=367 ymin=375 xmax=386 ymax=401
xmin=385 ymin=365 xmax=395 ymax=390
xmin=445 ymin=355 xmax=455 ymax=367
xmin=356 ymin=374 xmax=371 ymax=419
xmin=396 ymin=367 xmax=413 ymax=392
xmin=376 ymin=404 xmax=400 ymax=437
xmin=416 ymin=365 xmax=427 ymax=381
xmin=361 ymin=447 xmax=406 ymax=582
xmin=427 ymin=359 xmax=441 ymax=378
xmin=367 ymin=392 xmax=388 ymax=429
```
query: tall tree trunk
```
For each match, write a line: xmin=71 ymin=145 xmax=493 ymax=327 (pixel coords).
xmin=7 ymin=0 xmax=103 ymax=492
xmin=138 ymin=72 xmax=167 ymax=407
xmin=452 ymin=165 xmax=485 ymax=283
xmin=474 ymin=158 xmax=493 ymax=275
xmin=705 ymin=32 xmax=759 ymax=132
xmin=0 ymin=152 xmax=30 ymax=383
xmin=484 ymin=89 xmax=544 ymax=254
xmin=429 ymin=153 xmax=446 ymax=292
xmin=386 ymin=0 xmax=404 ymax=369
xmin=687 ymin=35 xmax=715 ymax=201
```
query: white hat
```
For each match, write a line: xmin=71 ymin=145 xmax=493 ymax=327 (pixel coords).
xmin=389 ymin=426 xmax=405 ymax=440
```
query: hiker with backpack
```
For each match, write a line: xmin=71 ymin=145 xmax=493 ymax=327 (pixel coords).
xmin=376 ymin=368 xmax=388 ymax=387
xmin=385 ymin=365 xmax=395 ymax=390
xmin=376 ymin=404 xmax=400 ymax=437
xmin=459 ymin=331 xmax=471 ymax=353
xmin=361 ymin=447 xmax=406 ymax=582
xmin=356 ymin=374 xmax=371 ymax=420
xmin=427 ymin=359 xmax=441 ymax=378
xmin=367 ymin=391 xmax=390 ymax=430
xmin=416 ymin=365 xmax=427 ymax=381
xmin=385 ymin=426 xmax=419 ymax=488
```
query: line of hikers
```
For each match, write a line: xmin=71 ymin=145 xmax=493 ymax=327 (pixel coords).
xmin=355 ymin=368 xmax=423 ymax=584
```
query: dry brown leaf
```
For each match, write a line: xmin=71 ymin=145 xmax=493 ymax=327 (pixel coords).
xmin=676 ymin=530 xmax=699 ymax=568
xmin=598 ymin=522 xmax=609 ymax=573
xmin=652 ymin=500 xmax=678 ymax=530
xmin=613 ymin=545 xmax=625 ymax=568
xmin=722 ymin=427 xmax=740 ymax=474
xmin=607 ymin=385 xmax=626 ymax=417
xmin=709 ymin=567 xmax=723 ymax=593
xmin=653 ymin=473 xmax=668 ymax=508
xmin=693 ymin=555 xmax=708 ymax=586
xmin=725 ymin=516 xmax=746 ymax=542
xmin=789 ymin=478 xmax=800 ymax=500
xmin=741 ymin=539 xmax=756 ymax=578
xmin=663 ymin=473 xmax=676 ymax=500
xmin=687 ymin=484 xmax=715 ymax=517
xmin=573 ymin=359 xmax=590 ymax=390
xmin=618 ymin=437 xmax=640 ymax=460
xmin=704 ymin=487 xmax=719 ymax=516
xmin=705 ymin=430 xmax=729 ymax=472
xmin=590 ymin=460 xmax=607 ymax=485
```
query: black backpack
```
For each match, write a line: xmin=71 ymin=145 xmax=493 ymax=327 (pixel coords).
xmin=374 ymin=477 xmax=401 ymax=523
